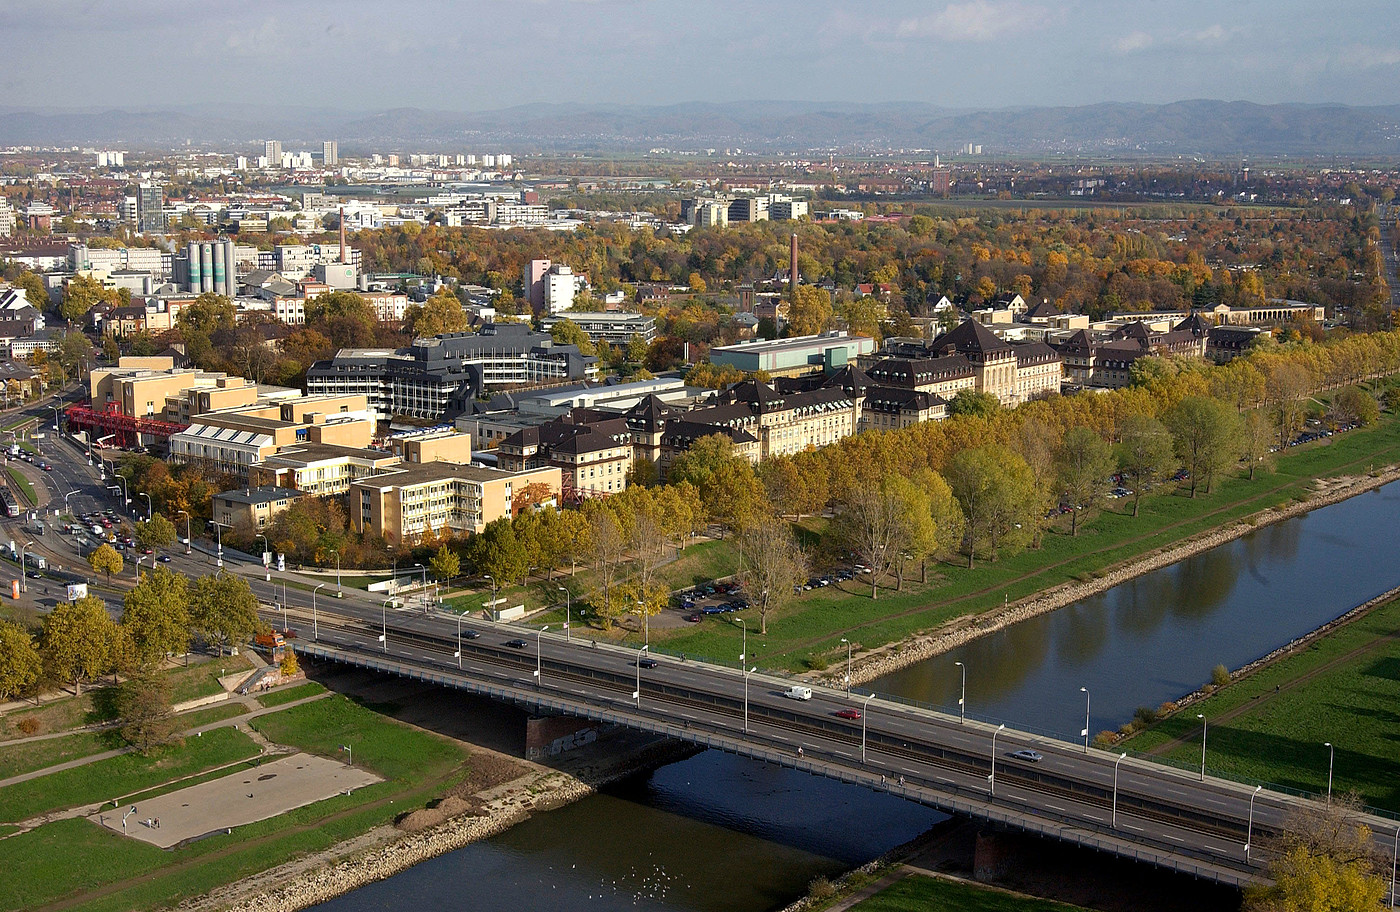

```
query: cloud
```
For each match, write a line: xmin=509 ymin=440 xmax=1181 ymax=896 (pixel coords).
xmin=895 ymin=1 xmax=1048 ymax=42
xmin=1114 ymin=31 xmax=1154 ymax=54
xmin=1187 ymin=24 xmax=1230 ymax=44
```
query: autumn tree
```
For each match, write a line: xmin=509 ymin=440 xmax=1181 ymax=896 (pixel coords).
xmin=946 ymin=444 xmax=1037 ymax=567
xmin=1165 ymin=397 xmax=1242 ymax=497
xmin=134 ymin=514 xmax=177 ymax=553
xmin=835 ymin=475 xmax=926 ymax=599
xmin=122 ymin=565 xmax=191 ymax=663
xmin=0 ymin=621 xmax=42 ymax=702
xmin=1055 ymin=426 xmax=1115 ymax=535
xmin=737 ymin=516 xmax=807 ymax=634
xmin=1265 ymin=361 xmax=1312 ymax=448
xmin=405 ymin=286 xmax=468 ymax=338
xmin=909 ymin=469 xmax=966 ymax=582
xmin=429 ymin=544 xmax=460 ymax=582
xmin=787 ymin=285 xmax=834 ymax=336
xmin=669 ymin=433 xmax=767 ymax=535
xmin=1240 ymin=410 xmax=1274 ymax=481
xmin=87 ymin=543 xmax=123 ymax=582
xmin=1245 ymin=794 xmax=1386 ymax=912
xmin=468 ymin=517 xmax=530 ymax=589
xmin=583 ymin=504 xmax=627 ymax=628
xmin=117 ymin=665 xmax=181 ymax=755
xmin=41 ymin=596 xmax=118 ymax=695
xmin=189 ymin=572 xmax=259 ymax=656
xmin=1116 ymin=414 xmax=1176 ymax=515
xmin=1332 ymin=386 xmax=1379 ymax=427
xmin=547 ymin=318 xmax=596 ymax=356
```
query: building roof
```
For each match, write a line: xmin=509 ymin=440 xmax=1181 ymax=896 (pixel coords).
xmin=358 ymin=460 xmax=542 ymax=489
xmin=214 ymin=485 xmax=304 ymax=506
xmin=931 ymin=319 xmax=1013 ymax=355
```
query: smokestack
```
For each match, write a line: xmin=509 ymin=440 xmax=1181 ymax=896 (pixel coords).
xmin=339 ymin=207 xmax=347 ymax=264
xmin=789 ymin=233 xmax=798 ymax=298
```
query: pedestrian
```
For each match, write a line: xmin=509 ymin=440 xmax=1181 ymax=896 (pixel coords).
xmin=898 ymin=775 xmax=905 ymax=786
xmin=881 ymin=774 xmax=886 ymax=786
xmin=797 ymin=746 xmax=803 ymax=758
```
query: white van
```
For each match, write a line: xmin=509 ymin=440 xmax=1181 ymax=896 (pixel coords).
xmin=783 ymin=685 xmax=813 ymax=701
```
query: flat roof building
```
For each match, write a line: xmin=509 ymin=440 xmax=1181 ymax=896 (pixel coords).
xmin=709 ymin=331 xmax=877 ymax=379
xmin=349 ymin=462 xmax=562 ymax=543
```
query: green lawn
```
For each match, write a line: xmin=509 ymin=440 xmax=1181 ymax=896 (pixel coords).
xmin=0 ymin=731 xmax=113 ymax=780
xmin=640 ymin=417 xmax=1400 ymax=670
xmin=0 ymin=726 xmax=259 ymax=823
xmin=1123 ymin=594 xmax=1400 ymax=810
xmin=5 ymin=467 xmax=35 ymax=505
xmin=849 ymin=875 xmax=1090 ymax=912
xmin=167 ymin=654 xmax=252 ymax=705
xmin=255 ymin=681 xmax=326 ymax=708
xmin=176 ymin=703 xmax=249 ymax=728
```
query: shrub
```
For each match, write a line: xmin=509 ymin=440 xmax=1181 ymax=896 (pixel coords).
xmin=807 ymin=876 xmax=837 ymax=902
xmin=1093 ymin=730 xmax=1118 ymax=749
xmin=1211 ymin=664 xmax=1232 ymax=687
xmin=16 ymin=717 xmax=40 ymax=735
xmin=1157 ymin=701 xmax=1178 ymax=718
xmin=1133 ymin=705 xmax=1160 ymax=726
xmin=805 ymin=654 xmax=829 ymax=671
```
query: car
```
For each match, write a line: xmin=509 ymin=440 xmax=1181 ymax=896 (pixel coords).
xmin=702 ymin=605 xmax=727 ymax=615
xmin=157 ymin=555 xmax=172 ymax=563
xmin=27 ymin=571 xmax=42 ymax=579
xmin=636 ymin=657 xmax=658 ymax=669
xmin=462 ymin=630 xmax=481 ymax=640
xmin=142 ymin=548 xmax=154 ymax=555
xmin=41 ymin=464 xmax=52 ymax=472
xmin=835 ymin=708 xmax=863 ymax=720
xmin=683 ymin=612 xmax=702 ymax=623
xmin=503 ymin=639 xmax=528 ymax=649
xmin=1010 ymin=749 xmax=1044 ymax=763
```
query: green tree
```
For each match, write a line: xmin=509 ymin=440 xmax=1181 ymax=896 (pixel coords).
xmin=947 ymin=389 xmax=1001 ymax=419
xmin=117 ymin=665 xmax=181 ymax=754
xmin=910 ymin=468 xmax=965 ymax=582
xmin=1332 ymin=386 xmax=1379 ymax=427
xmin=669 ymin=434 xmax=766 ymax=534
xmin=406 ymin=287 xmax=468 ymax=337
xmin=189 ymin=572 xmax=259 ymax=656
xmin=1055 ymin=426 xmax=1115 ymax=536
xmin=134 ymin=514 xmax=177 ymax=553
xmin=737 ymin=516 xmax=807 ymax=634
xmin=1116 ymin=414 xmax=1176 ymax=515
xmin=40 ymin=596 xmax=118 ymax=695
xmin=1240 ymin=410 xmax=1274 ymax=481
xmin=787 ymin=285 xmax=834 ymax=336
xmin=468 ymin=517 xmax=530 ymax=589
xmin=122 ymin=565 xmax=191 ymax=663
xmin=60 ymin=274 xmax=107 ymax=322
xmin=87 ymin=542 xmax=123 ymax=582
xmin=835 ymin=475 xmax=928 ymax=599
xmin=15 ymin=270 xmax=48 ymax=311
xmin=0 ymin=621 xmax=42 ymax=702
xmin=946 ymin=444 xmax=1037 ymax=568
xmin=583 ymin=505 xmax=627 ymax=628
xmin=547 ymin=318 xmax=596 ymax=356
xmin=1165 ymin=397 xmax=1242 ymax=497
xmin=429 ymin=544 xmax=460 ymax=582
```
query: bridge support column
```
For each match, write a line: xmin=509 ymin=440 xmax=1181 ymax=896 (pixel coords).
xmin=973 ymin=829 xmax=1015 ymax=883
xmin=525 ymin=713 xmax=600 ymax=761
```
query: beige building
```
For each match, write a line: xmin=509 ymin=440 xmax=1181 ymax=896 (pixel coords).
xmin=249 ymin=443 xmax=402 ymax=498
xmin=868 ymin=321 xmax=1062 ymax=407
xmin=212 ymin=485 xmax=306 ymax=532
xmin=497 ymin=417 xmax=633 ymax=500
xmin=349 ymin=463 xmax=562 ymax=543
xmin=168 ymin=395 xmax=376 ymax=481
xmin=388 ymin=427 xmax=474 ymax=466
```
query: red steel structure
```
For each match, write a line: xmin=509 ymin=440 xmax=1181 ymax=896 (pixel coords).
xmin=65 ymin=402 xmax=188 ymax=448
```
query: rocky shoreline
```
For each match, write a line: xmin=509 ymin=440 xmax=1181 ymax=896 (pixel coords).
xmin=189 ymin=737 xmax=698 ymax=912
xmin=838 ymin=465 xmax=1400 ymax=688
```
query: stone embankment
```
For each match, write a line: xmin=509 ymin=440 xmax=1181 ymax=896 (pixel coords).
xmin=840 ymin=466 xmax=1400 ymax=688
xmin=200 ymin=738 xmax=697 ymax=912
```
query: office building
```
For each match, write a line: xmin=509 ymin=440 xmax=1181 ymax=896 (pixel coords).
xmin=212 ymin=486 xmax=306 ymax=532
xmin=0 ymin=199 xmax=13 ymax=237
xmin=709 ymin=331 xmax=877 ymax=379
xmin=350 ymin=461 xmax=562 ymax=543
xmin=524 ymin=259 xmax=551 ymax=311
xmin=322 ymin=141 xmax=339 ymax=166
xmin=264 ymin=141 xmax=283 ymax=166
xmin=544 ymin=264 xmax=578 ymax=313
xmin=136 ymin=183 xmax=165 ymax=234
xmin=539 ymin=312 xmax=656 ymax=346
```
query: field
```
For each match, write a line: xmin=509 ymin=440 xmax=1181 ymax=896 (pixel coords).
xmin=846 ymin=874 xmax=1090 ymax=912
xmin=1123 ymin=593 xmax=1400 ymax=811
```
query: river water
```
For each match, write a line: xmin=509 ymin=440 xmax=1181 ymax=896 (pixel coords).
xmin=312 ymin=480 xmax=1400 ymax=912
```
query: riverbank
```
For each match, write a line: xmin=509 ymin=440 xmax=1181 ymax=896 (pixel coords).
xmin=841 ymin=463 xmax=1400 ymax=687
xmin=185 ymin=735 xmax=699 ymax=912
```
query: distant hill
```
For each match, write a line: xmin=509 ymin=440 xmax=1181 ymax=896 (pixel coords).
xmin=3 ymin=100 xmax=1399 ymax=156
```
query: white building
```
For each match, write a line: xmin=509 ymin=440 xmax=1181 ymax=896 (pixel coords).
xmin=545 ymin=265 xmax=579 ymax=314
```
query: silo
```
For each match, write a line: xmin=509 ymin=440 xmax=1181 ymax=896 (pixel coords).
xmin=221 ymin=238 xmax=237 ymax=297
xmin=200 ymin=242 xmax=214 ymax=293
xmin=211 ymin=240 xmax=226 ymax=297
xmin=186 ymin=242 xmax=202 ymax=292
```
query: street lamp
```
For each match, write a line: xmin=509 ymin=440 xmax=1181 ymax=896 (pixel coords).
xmin=557 ymin=586 xmax=572 ymax=641
xmin=211 ymin=520 xmax=231 ymax=568
xmin=256 ymin=534 xmax=270 ymax=581
xmin=63 ymin=490 xmax=77 ymax=515
xmin=636 ymin=599 xmax=649 ymax=647
xmin=335 ymin=553 xmax=342 ymax=597
xmin=380 ymin=598 xmax=393 ymax=652
xmin=1080 ymin=686 xmax=1091 ymax=753
xmin=1112 ymin=752 xmax=1127 ymax=827
xmin=1324 ymin=742 xmax=1335 ymax=804
xmin=48 ymin=404 xmax=61 ymax=432
xmin=340 ymin=745 xmax=352 ymax=767
xmin=633 ymin=644 xmax=648 ymax=708
xmin=743 ymin=665 xmax=757 ymax=732
xmin=955 ymin=661 xmax=967 ymax=724
xmin=134 ymin=553 xmax=145 ymax=582
xmin=139 ymin=492 xmax=152 ymax=521
xmin=535 ymin=626 xmax=548 ymax=688
xmin=1246 ymin=785 xmax=1262 ymax=863
xmin=112 ymin=475 xmax=129 ymax=509
xmin=16 ymin=541 xmax=34 ymax=592
xmin=313 ymin=583 xmax=325 ymax=642
xmin=176 ymin=510 xmax=191 ymax=554
xmin=840 ymin=638 xmax=852 ymax=696
xmin=1197 ymin=714 xmax=1208 ymax=781
xmin=1391 ymin=826 xmax=1398 ymax=909
xmin=483 ymin=573 xmax=496 ymax=618
xmin=122 ymin=805 xmax=137 ymax=836
xmin=861 ymin=692 xmax=875 ymax=762
xmin=989 ymin=723 xmax=1006 ymax=796
xmin=455 ymin=610 xmax=466 ymax=669
xmin=736 ymin=617 xmax=747 ymax=671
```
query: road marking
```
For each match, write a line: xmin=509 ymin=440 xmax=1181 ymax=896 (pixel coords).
xmin=1045 ymin=804 xmax=1067 ymax=811
xmin=1124 ymin=824 xmax=1144 ymax=832
xmin=1084 ymin=814 xmax=1103 ymax=822
xmin=1165 ymin=834 xmax=1183 ymax=842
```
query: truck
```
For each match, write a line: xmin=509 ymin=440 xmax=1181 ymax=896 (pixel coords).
xmin=253 ymin=631 xmax=286 ymax=651
xmin=23 ymin=553 xmax=46 ymax=570
xmin=91 ymin=524 xmax=104 ymax=537
xmin=783 ymin=685 xmax=813 ymax=701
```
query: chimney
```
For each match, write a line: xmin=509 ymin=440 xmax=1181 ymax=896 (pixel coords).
xmin=339 ymin=207 xmax=348 ymax=264
xmin=789 ymin=233 xmax=798 ymax=297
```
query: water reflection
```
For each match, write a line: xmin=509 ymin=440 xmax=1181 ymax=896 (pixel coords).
xmin=872 ymin=481 xmax=1400 ymax=740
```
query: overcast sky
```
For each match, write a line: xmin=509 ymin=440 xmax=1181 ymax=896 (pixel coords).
xmin=3 ymin=0 xmax=1398 ymax=111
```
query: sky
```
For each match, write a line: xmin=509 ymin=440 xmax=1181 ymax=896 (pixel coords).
xmin=2 ymin=0 xmax=1398 ymax=112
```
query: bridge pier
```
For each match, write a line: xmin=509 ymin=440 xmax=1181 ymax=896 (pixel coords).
xmin=973 ymin=829 xmax=1015 ymax=883
xmin=525 ymin=713 xmax=604 ymax=761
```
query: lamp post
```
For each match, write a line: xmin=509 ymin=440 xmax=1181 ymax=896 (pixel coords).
xmin=955 ymin=661 xmax=967 ymax=724
xmin=1112 ymin=752 xmax=1127 ymax=827
xmin=1197 ymin=713 xmax=1208 ymax=781
xmin=861 ymin=692 xmax=875 ymax=762
xmin=743 ymin=665 xmax=757 ymax=732
xmin=313 ymin=583 xmax=325 ymax=642
xmin=1080 ymin=686 xmax=1091 ymax=753
xmin=636 ymin=599 xmax=649 ymax=647
xmin=556 ymin=586 xmax=572 ymax=641
xmin=211 ymin=520 xmax=231 ymax=568
xmin=1391 ymin=826 xmax=1398 ymax=909
xmin=139 ymin=492 xmax=152 ymax=521
xmin=63 ymin=490 xmax=77 ymax=515
xmin=483 ymin=573 xmax=495 ymax=618
xmin=989 ymin=723 xmax=1006 ymax=796
xmin=1246 ymin=785 xmax=1262 ymax=863
xmin=134 ymin=553 xmax=144 ymax=582
xmin=455 ymin=610 xmax=465 ymax=669
xmin=112 ymin=475 xmax=128 ymax=509
xmin=413 ymin=563 xmax=427 ymax=614
xmin=737 ymin=617 xmax=747 ymax=671
xmin=335 ymin=553 xmax=342 ymax=597
xmin=1324 ymin=742 xmax=1335 ymax=805
xmin=633 ymin=644 xmax=648 ymax=708
xmin=122 ymin=805 xmax=137 ymax=836
xmin=16 ymin=541 xmax=34 ymax=591
xmin=340 ymin=745 xmax=352 ymax=767
xmin=177 ymin=510 xmax=191 ymax=553
xmin=380 ymin=598 xmax=393 ymax=652
xmin=256 ymin=534 xmax=270 ymax=581
xmin=48 ymin=404 xmax=61 ymax=433
xmin=535 ymin=626 xmax=548 ymax=688
xmin=840 ymin=638 xmax=851 ymax=696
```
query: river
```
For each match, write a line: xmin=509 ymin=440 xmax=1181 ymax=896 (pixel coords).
xmin=310 ymin=479 xmax=1400 ymax=912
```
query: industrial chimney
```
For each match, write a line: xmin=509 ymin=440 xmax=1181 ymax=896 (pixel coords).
xmin=789 ymin=233 xmax=798 ymax=299
xmin=339 ymin=207 xmax=348 ymax=264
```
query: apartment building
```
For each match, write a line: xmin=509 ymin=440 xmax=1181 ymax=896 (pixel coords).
xmin=249 ymin=444 xmax=402 ymax=498
xmin=168 ymin=396 xmax=375 ymax=481
xmin=349 ymin=462 xmax=562 ymax=542
xmin=497 ymin=416 xmax=633 ymax=499
xmin=212 ymin=485 xmax=305 ymax=532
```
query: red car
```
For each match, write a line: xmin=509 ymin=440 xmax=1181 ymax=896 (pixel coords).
xmin=835 ymin=708 xmax=862 ymax=720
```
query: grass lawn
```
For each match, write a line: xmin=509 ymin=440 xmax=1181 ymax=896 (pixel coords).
xmin=0 ymin=726 xmax=259 ymax=823
xmin=167 ymin=654 xmax=252 ymax=705
xmin=1122 ymin=594 xmax=1400 ymax=811
xmin=5 ymin=467 xmax=35 ymax=505
xmin=176 ymin=703 xmax=249 ymax=728
xmin=0 ymin=731 xmax=113 ymax=780
xmin=637 ymin=417 xmax=1400 ymax=671
xmin=848 ymin=875 xmax=1090 ymax=912
xmin=255 ymin=681 xmax=326 ymax=708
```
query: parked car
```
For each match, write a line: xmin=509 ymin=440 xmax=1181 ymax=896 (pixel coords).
xmin=683 ymin=612 xmax=702 ymax=623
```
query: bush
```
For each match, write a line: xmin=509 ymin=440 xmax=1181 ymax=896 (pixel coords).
xmin=1211 ymin=664 xmax=1232 ymax=687
xmin=1157 ymin=701 xmax=1178 ymax=718
xmin=805 ymin=654 xmax=829 ymax=671
xmin=16 ymin=717 xmax=40 ymax=736
xmin=1093 ymin=730 xmax=1118 ymax=749
xmin=807 ymin=876 xmax=837 ymax=902
xmin=280 ymin=651 xmax=300 ymax=676
xmin=1133 ymin=705 xmax=1160 ymax=726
